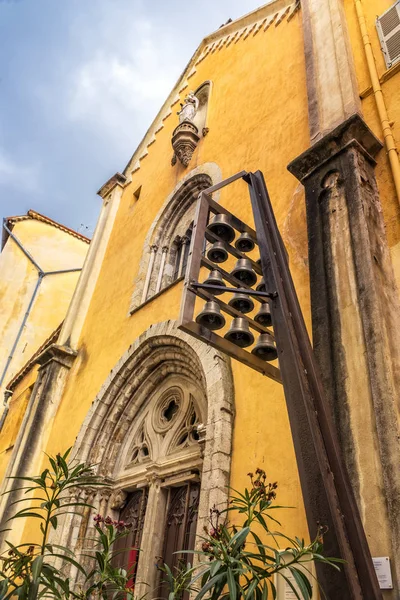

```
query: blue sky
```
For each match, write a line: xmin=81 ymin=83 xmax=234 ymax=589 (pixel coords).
xmin=0 ymin=0 xmax=265 ymax=236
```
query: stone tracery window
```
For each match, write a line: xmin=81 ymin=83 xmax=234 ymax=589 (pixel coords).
xmin=107 ymin=376 xmax=206 ymax=596
xmin=129 ymin=173 xmax=213 ymax=313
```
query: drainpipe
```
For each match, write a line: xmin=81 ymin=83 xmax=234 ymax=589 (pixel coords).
xmin=354 ymin=0 xmax=400 ymax=204
xmin=0 ymin=272 xmax=44 ymax=391
xmin=0 ymin=222 xmax=82 ymax=411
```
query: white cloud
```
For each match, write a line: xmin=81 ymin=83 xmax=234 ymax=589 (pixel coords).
xmin=66 ymin=14 xmax=182 ymax=143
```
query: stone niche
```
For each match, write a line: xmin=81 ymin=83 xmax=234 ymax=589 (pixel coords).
xmin=171 ymin=82 xmax=210 ymax=168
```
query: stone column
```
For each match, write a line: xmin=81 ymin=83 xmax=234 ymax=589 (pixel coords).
xmin=0 ymin=344 xmax=77 ymax=547
xmin=288 ymin=114 xmax=400 ymax=591
xmin=300 ymin=0 xmax=361 ymax=142
xmin=293 ymin=0 xmax=400 ymax=592
xmin=59 ymin=173 xmax=126 ymax=349
xmin=135 ymin=474 xmax=168 ymax=598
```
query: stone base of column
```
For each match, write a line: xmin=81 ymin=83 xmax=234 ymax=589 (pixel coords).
xmin=288 ymin=113 xmax=400 ymax=590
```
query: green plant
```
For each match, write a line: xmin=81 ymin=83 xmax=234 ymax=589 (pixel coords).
xmin=0 ymin=450 xmax=142 ymax=600
xmin=156 ymin=559 xmax=195 ymax=600
xmin=186 ymin=469 xmax=343 ymax=600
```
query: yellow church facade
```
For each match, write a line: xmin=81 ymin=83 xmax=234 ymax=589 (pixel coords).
xmin=1 ymin=0 xmax=400 ymax=597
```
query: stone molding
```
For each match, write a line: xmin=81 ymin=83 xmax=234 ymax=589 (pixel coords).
xmin=96 ymin=172 xmax=127 ymax=199
xmin=36 ymin=343 xmax=77 ymax=370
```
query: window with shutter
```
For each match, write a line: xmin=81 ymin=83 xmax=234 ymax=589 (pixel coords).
xmin=377 ymin=1 xmax=400 ymax=68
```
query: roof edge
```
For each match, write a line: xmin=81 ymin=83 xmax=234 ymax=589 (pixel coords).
xmin=3 ymin=210 xmax=91 ymax=247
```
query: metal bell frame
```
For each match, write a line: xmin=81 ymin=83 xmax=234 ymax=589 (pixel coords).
xmin=178 ymin=170 xmax=382 ymax=600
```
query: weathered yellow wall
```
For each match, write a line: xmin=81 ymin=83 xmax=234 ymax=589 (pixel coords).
xmin=0 ymin=219 xmax=88 ymax=396
xmin=0 ymin=219 xmax=89 ymax=485
xmin=0 ymin=367 xmax=39 ymax=481
xmin=22 ymin=7 xmax=313 ymax=549
xmin=344 ymin=0 xmax=400 ymax=283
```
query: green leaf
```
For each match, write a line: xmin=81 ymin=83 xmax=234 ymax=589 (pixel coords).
xmin=50 ymin=516 xmax=58 ymax=529
xmin=279 ymin=575 xmax=300 ymax=600
xmin=245 ymin=576 xmax=259 ymax=600
xmin=291 ymin=568 xmax=312 ymax=599
xmin=229 ymin=526 xmax=250 ymax=552
xmin=8 ymin=511 xmax=45 ymax=521
xmin=50 ymin=553 xmax=87 ymax=576
xmin=31 ymin=555 xmax=44 ymax=581
xmin=210 ymin=560 xmax=222 ymax=577
xmin=227 ymin=568 xmax=237 ymax=600
xmin=96 ymin=551 xmax=105 ymax=572
xmin=196 ymin=573 xmax=226 ymax=600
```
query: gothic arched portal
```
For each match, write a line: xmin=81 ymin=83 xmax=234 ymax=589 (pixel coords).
xmin=54 ymin=321 xmax=234 ymax=597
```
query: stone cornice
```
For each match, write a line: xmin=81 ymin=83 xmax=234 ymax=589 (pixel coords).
xmin=288 ymin=114 xmax=383 ymax=182
xmin=36 ymin=344 xmax=78 ymax=370
xmin=97 ymin=172 xmax=127 ymax=199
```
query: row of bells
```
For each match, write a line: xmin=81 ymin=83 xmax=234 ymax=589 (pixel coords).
xmin=206 ymin=213 xmax=256 ymax=252
xmin=196 ymin=301 xmax=277 ymax=361
xmin=205 ymin=269 xmax=267 ymax=302
xmin=206 ymin=215 xmax=260 ymax=288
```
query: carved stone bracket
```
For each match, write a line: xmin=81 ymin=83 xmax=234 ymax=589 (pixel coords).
xmin=171 ymin=120 xmax=200 ymax=168
xmin=36 ymin=343 xmax=78 ymax=370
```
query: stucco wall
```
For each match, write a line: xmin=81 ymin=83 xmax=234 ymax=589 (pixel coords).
xmin=0 ymin=219 xmax=88 ymax=407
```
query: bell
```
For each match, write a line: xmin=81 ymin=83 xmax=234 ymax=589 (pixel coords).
xmin=251 ymin=333 xmax=278 ymax=361
xmin=231 ymin=258 xmax=257 ymax=287
xmin=206 ymin=214 xmax=235 ymax=243
xmin=254 ymin=303 xmax=272 ymax=327
xmin=235 ymin=232 xmax=255 ymax=253
xmin=224 ymin=317 xmax=254 ymax=348
xmin=228 ymin=293 xmax=254 ymax=314
xmin=207 ymin=241 xmax=228 ymax=264
xmin=204 ymin=270 xmax=226 ymax=295
xmin=196 ymin=301 xmax=226 ymax=331
xmin=256 ymin=277 xmax=266 ymax=293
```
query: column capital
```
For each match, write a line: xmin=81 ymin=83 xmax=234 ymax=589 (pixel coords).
xmin=288 ymin=114 xmax=382 ymax=182
xmin=37 ymin=343 xmax=77 ymax=371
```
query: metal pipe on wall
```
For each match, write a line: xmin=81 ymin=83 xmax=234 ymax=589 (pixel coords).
xmin=354 ymin=0 xmax=400 ymax=204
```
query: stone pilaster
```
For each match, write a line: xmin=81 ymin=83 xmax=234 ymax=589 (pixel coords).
xmin=135 ymin=473 xmax=168 ymax=599
xmin=288 ymin=114 xmax=400 ymax=591
xmin=300 ymin=0 xmax=361 ymax=141
xmin=0 ymin=344 xmax=77 ymax=547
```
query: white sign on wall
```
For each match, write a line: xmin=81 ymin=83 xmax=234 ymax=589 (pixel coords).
xmin=372 ymin=557 xmax=393 ymax=590
xmin=274 ymin=553 xmax=316 ymax=599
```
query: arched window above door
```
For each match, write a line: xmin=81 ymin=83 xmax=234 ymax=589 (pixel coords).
xmin=129 ymin=172 xmax=214 ymax=313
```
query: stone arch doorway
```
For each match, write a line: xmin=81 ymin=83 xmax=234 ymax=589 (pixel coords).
xmin=56 ymin=321 xmax=234 ymax=596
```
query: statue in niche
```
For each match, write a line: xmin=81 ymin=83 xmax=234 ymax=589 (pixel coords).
xmin=178 ymin=91 xmax=199 ymax=123
xmin=171 ymin=91 xmax=201 ymax=167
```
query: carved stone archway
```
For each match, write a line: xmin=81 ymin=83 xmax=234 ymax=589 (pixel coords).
xmin=129 ymin=163 xmax=222 ymax=311
xmin=55 ymin=321 xmax=234 ymax=595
